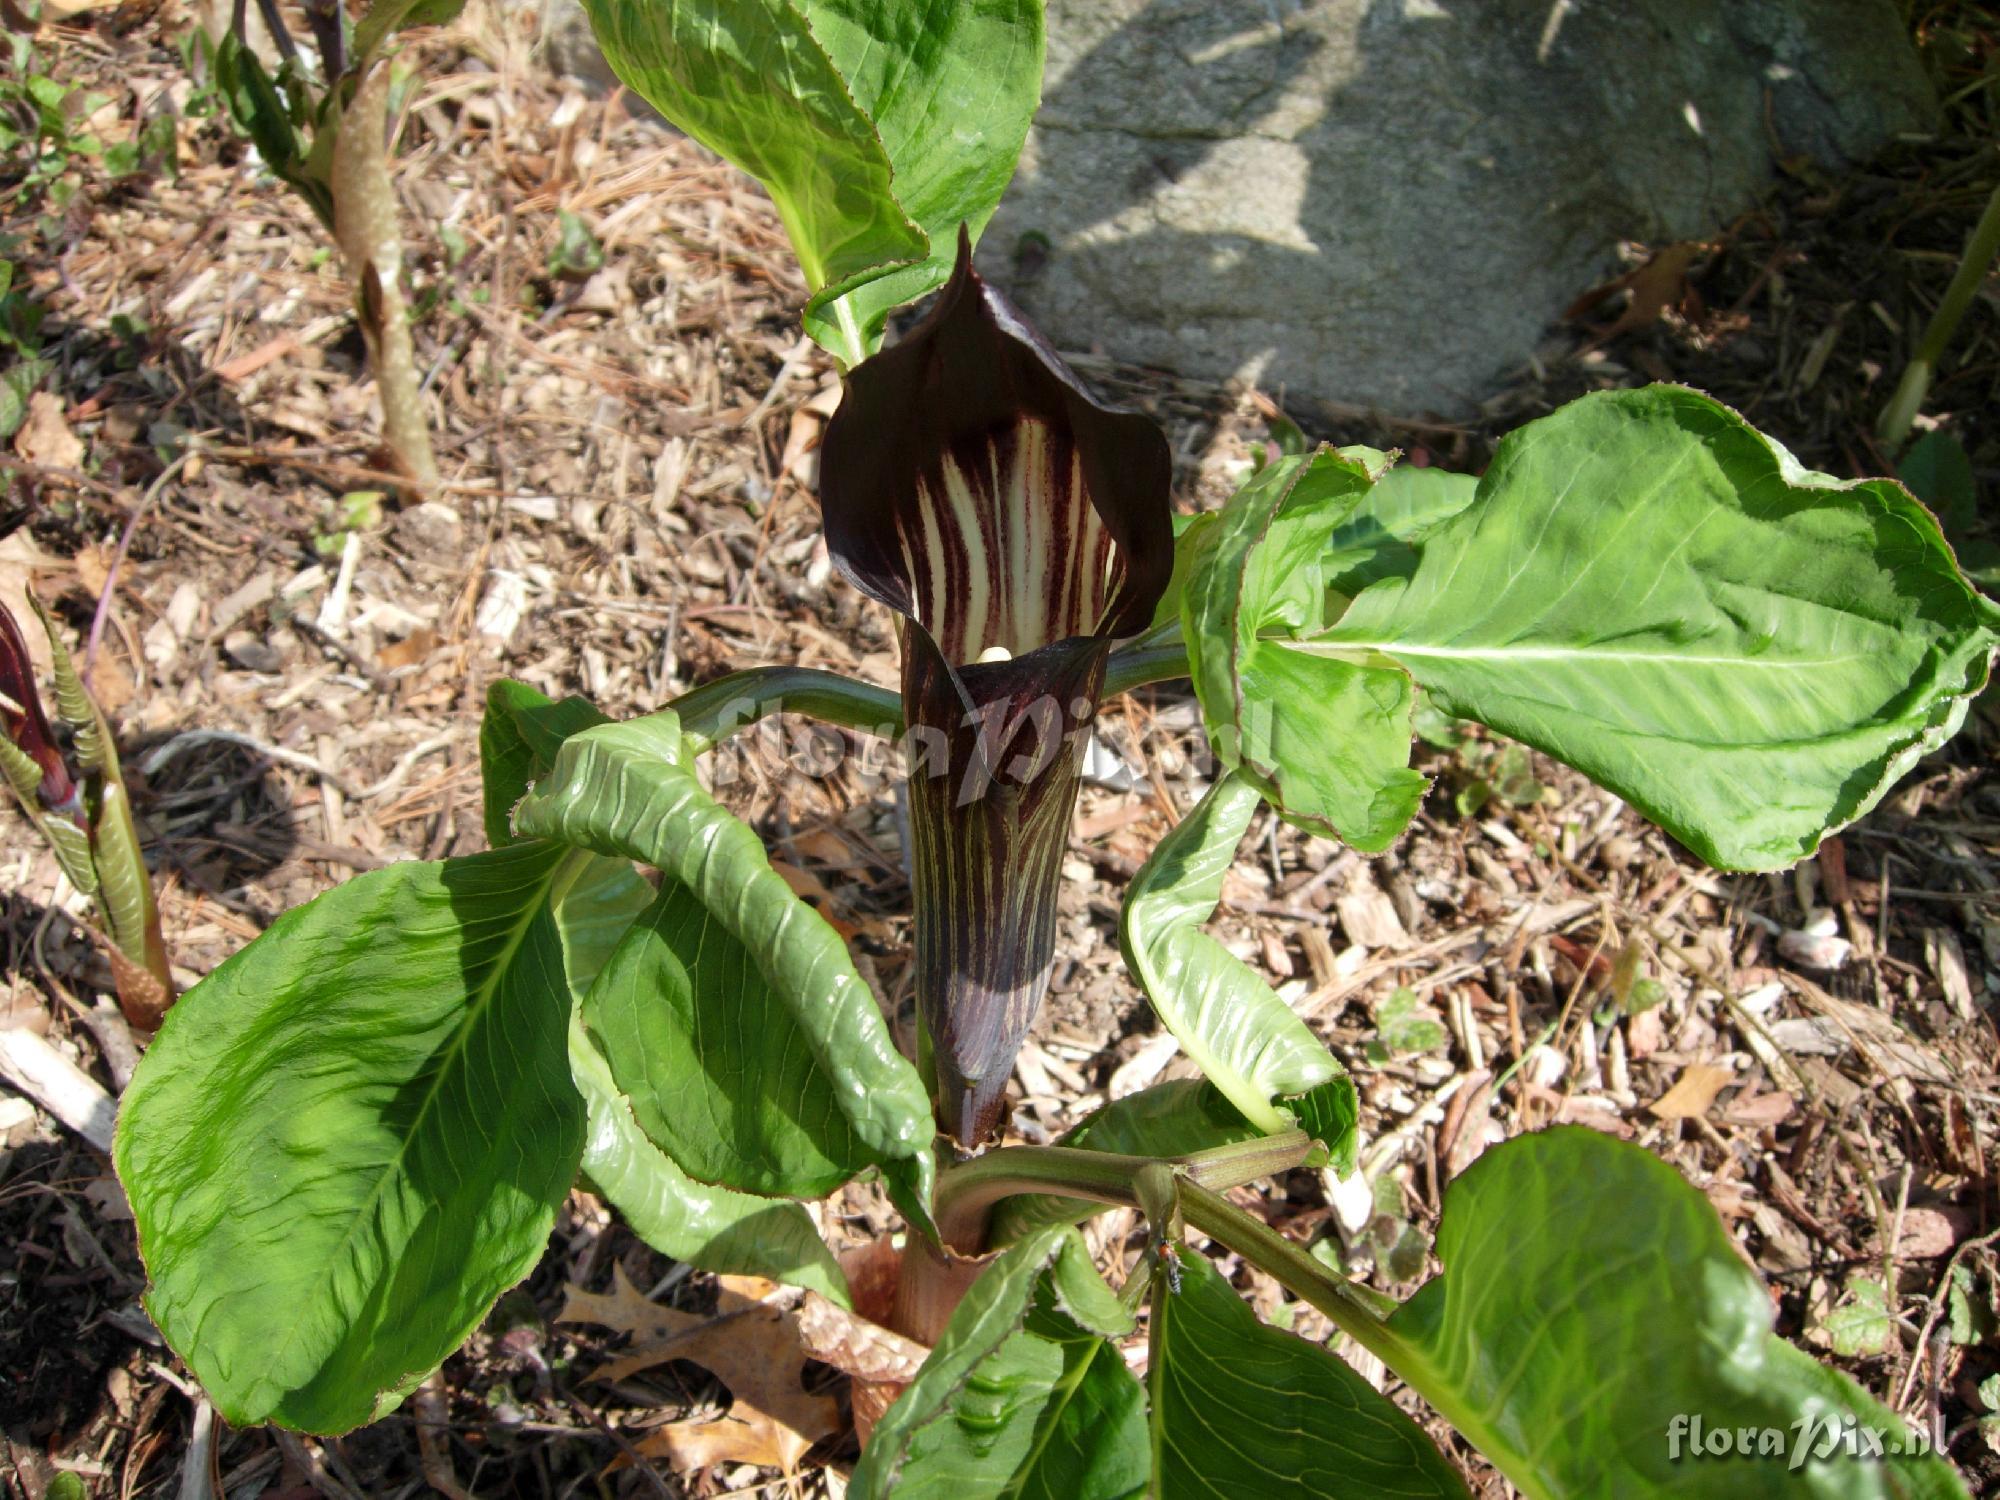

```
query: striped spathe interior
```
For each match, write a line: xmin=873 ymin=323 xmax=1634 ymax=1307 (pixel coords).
xmin=899 ymin=416 xmax=1120 ymax=663
xmin=819 ymin=229 xmax=1172 ymax=670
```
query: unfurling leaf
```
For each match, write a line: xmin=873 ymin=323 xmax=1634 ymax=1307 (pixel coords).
xmin=510 ymin=711 xmax=936 ymax=1220
xmin=1120 ymin=774 xmax=1353 ymax=1140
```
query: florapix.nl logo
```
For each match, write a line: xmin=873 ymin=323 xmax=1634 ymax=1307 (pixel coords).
xmin=1666 ymin=1412 xmax=1939 ymax=1473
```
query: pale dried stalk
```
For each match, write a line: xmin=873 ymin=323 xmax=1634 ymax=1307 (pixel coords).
xmin=331 ymin=60 xmax=437 ymax=492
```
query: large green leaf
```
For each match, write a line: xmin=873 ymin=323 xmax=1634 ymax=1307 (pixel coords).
xmin=1310 ymin=387 xmax=2000 ymax=869
xmin=583 ymin=878 xmax=885 ymax=1198
xmin=1121 ymin=773 xmax=1349 ymax=1134
xmin=1323 ymin=463 xmax=1480 ymax=602
xmin=568 ymin=1015 xmax=852 ymax=1304
xmin=510 ymin=711 xmax=935 ymax=1213
xmin=547 ymin=843 xmax=853 ymax=1303
xmin=855 ymin=1227 xmax=1140 ymax=1499
xmin=1150 ymin=1246 xmax=1468 ymax=1499
xmin=580 ymin=0 xmax=1042 ymax=364
xmin=1379 ymin=1128 xmax=1970 ymax=1499
xmin=794 ymin=0 xmax=1044 ymax=351
xmin=115 ymin=842 xmax=590 ymax=1433
xmin=1185 ymin=449 xmax=1428 ymax=850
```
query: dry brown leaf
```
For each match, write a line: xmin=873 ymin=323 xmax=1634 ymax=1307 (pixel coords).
xmin=14 ymin=392 xmax=84 ymax=470
xmin=1564 ymin=240 xmax=1708 ymax=342
xmin=768 ymin=860 xmax=862 ymax=940
xmin=557 ymin=1265 xmax=837 ymax=1474
xmin=1649 ymin=1062 xmax=1735 ymax=1120
xmin=1719 ymin=1090 xmax=1796 ymax=1129
xmin=377 ymin=627 xmax=438 ymax=671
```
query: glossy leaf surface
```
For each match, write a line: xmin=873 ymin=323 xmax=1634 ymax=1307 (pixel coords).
xmin=115 ymin=842 xmax=588 ymax=1432
xmin=855 ymin=1227 xmax=1139 ymax=1499
xmin=541 ymin=806 xmax=854 ymax=1303
xmin=580 ymin=0 xmax=1042 ymax=363
xmin=479 ymin=679 xmax=608 ymax=846
xmin=1150 ymin=1247 xmax=1467 ymax=1499
xmin=1121 ymin=773 xmax=1349 ymax=1133
xmin=568 ymin=1014 xmax=851 ymax=1304
xmin=1311 ymin=387 xmax=2000 ymax=869
xmin=1184 ymin=449 xmax=1427 ymax=850
xmin=1380 ymin=1128 xmax=1970 ymax=1499
xmin=510 ymin=712 xmax=934 ymax=1213
xmin=1323 ymin=462 xmax=1480 ymax=602
xmin=583 ymin=879 xmax=884 ymax=1198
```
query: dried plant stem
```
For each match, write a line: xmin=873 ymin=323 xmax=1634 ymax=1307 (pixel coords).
xmin=332 ymin=60 xmax=437 ymax=493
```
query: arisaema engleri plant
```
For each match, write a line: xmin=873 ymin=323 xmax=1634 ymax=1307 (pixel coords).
xmin=113 ymin=4 xmax=1997 ymax=1495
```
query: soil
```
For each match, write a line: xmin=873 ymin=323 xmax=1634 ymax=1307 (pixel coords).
xmin=2 ymin=4 xmax=1997 ymax=1498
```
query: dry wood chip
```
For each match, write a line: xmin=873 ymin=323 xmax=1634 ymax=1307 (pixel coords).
xmin=1649 ymin=1062 xmax=1736 ymax=1120
xmin=1335 ymin=884 xmax=1408 ymax=951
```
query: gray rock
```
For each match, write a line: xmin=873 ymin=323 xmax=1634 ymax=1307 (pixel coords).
xmin=532 ymin=0 xmax=1933 ymax=417
xmin=978 ymin=0 xmax=1933 ymax=417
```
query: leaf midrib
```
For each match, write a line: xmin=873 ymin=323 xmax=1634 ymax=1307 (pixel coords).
xmin=261 ymin=844 xmax=581 ymax=1406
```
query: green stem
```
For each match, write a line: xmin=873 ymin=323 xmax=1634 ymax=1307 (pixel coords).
xmin=1878 ymin=182 xmax=2000 ymax=451
xmin=672 ymin=668 xmax=901 ymax=754
xmin=669 ymin=636 xmax=1193 ymax=756
xmin=937 ymin=1130 xmax=1311 ymax=1253
xmin=1176 ymin=1180 xmax=1399 ymax=1348
xmin=1102 ymin=638 xmax=1190 ymax=699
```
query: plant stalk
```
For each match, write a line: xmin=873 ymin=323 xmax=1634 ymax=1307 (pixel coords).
xmin=669 ymin=637 xmax=1191 ymax=756
xmin=331 ymin=59 xmax=437 ymax=492
xmin=1877 ymin=181 xmax=2000 ymax=452
xmin=934 ymin=1129 xmax=1313 ymax=1252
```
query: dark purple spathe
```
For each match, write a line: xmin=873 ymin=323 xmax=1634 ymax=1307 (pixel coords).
xmin=819 ymin=230 xmax=1174 ymax=1144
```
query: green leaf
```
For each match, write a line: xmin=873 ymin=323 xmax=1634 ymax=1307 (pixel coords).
xmin=1324 ymin=463 xmax=1481 ymax=603
xmin=579 ymin=0 xmax=1042 ymax=363
xmin=1120 ymin=773 xmax=1348 ymax=1134
xmin=510 ymin=712 xmax=934 ymax=1217
xmin=568 ymin=1014 xmax=852 ymax=1304
xmin=547 ymin=208 xmax=603 ymax=280
xmin=1896 ymin=431 xmax=1975 ymax=533
xmin=1820 ymin=1277 xmax=1894 ymax=1359
xmin=1311 ymin=387 xmax=2000 ymax=870
xmin=1367 ymin=987 xmax=1448 ymax=1062
xmin=547 ymin=854 xmax=851 ymax=1303
xmin=1149 ymin=1246 xmax=1468 ymax=1499
xmin=584 ymin=878 xmax=885 ymax=1198
xmin=855 ymin=1227 xmax=1138 ymax=1499
xmin=1378 ymin=1127 xmax=1971 ymax=1499
xmin=478 ymin=679 xmax=609 ymax=847
xmin=350 ymin=0 xmax=468 ymax=71
xmin=795 ymin=1 xmax=1045 ymax=355
xmin=1185 ymin=449 xmax=1428 ymax=850
xmin=999 ymin=1320 xmax=1149 ymax=1500
xmin=115 ymin=842 xmax=590 ymax=1433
